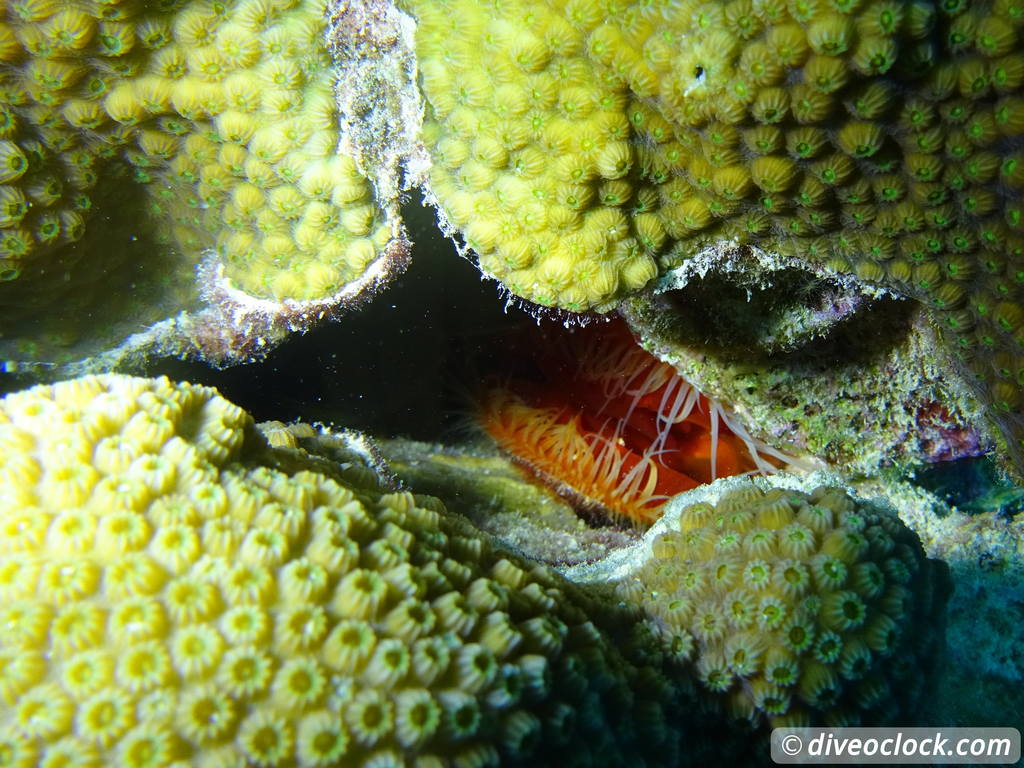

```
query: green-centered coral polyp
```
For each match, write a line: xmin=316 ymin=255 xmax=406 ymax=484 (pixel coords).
xmin=624 ymin=484 xmax=950 ymax=726
xmin=0 ymin=0 xmax=390 ymax=300
xmin=404 ymin=0 xmax=659 ymax=312
xmin=402 ymin=0 xmax=1024 ymax=469
xmin=0 ymin=374 xmax=730 ymax=767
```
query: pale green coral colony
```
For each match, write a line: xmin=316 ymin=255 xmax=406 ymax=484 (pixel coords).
xmin=628 ymin=484 xmax=949 ymax=726
xmin=0 ymin=0 xmax=391 ymax=301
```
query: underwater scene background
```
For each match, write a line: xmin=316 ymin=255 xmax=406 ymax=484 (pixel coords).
xmin=0 ymin=0 xmax=1021 ymax=765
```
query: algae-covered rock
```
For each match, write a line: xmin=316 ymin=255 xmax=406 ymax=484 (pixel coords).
xmin=620 ymin=244 xmax=992 ymax=478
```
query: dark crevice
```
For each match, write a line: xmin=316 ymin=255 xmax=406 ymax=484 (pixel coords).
xmin=648 ymin=269 xmax=915 ymax=366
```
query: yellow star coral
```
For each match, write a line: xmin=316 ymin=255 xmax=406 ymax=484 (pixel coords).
xmin=626 ymin=483 xmax=951 ymax=725
xmin=403 ymin=0 xmax=659 ymax=312
xmin=401 ymin=0 xmax=1024 ymax=472
xmin=0 ymin=373 xmax=740 ymax=767
xmin=0 ymin=0 xmax=393 ymax=302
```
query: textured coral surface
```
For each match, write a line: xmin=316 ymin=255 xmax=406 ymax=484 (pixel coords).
xmin=400 ymin=0 xmax=1024 ymax=473
xmin=621 ymin=268 xmax=990 ymax=477
xmin=402 ymin=0 xmax=660 ymax=312
xmin=0 ymin=373 xmax=746 ymax=767
xmin=623 ymin=483 xmax=950 ymax=726
xmin=0 ymin=0 xmax=394 ymax=306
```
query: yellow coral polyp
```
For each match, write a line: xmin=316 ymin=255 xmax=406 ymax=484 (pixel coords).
xmin=0 ymin=25 xmax=22 ymax=63
xmin=42 ymin=8 xmax=94 ymax=52
xmin=26 ymin=58 xmax=86 ymax=94
xmin=0 ymin=137 xmax=27 ymax=183
xmin=103 ymin=83 xmax=146 ymax=125
xmin=836 ymin=120 xmax=885 ymax=157
xmin=750 ymin=155 xmax=798 ymax=191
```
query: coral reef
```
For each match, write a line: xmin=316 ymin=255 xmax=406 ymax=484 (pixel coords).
xmin=556 ymin=473 xmax=953 ymax=732
xmin=0 ymin=0 xmax=398 ymax=300
xmin=0 ymin=373 xmax=753 ymax=767
xmin=401 ymin=0 xmax=660 ymax=313
xmin=382 ymin=426 xmax=1024 ymax=732
xmin=3 ymin=0 xmax=1024 ymax=481
xmin=622 ymin=483 xmax=951 ymax=725
xmin=0 ymin=0 xmax=1019 ymax=750
xmin=0 ymin=0 xmax=411 ymax=366
xmin=4 ymin=0 xmax=1023 ymax=480
xmin=398 ymin=0 xmax=1024 ymax=475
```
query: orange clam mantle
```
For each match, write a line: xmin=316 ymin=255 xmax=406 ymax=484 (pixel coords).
xmin=478 ymin=319 xmax=793 ymax=527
